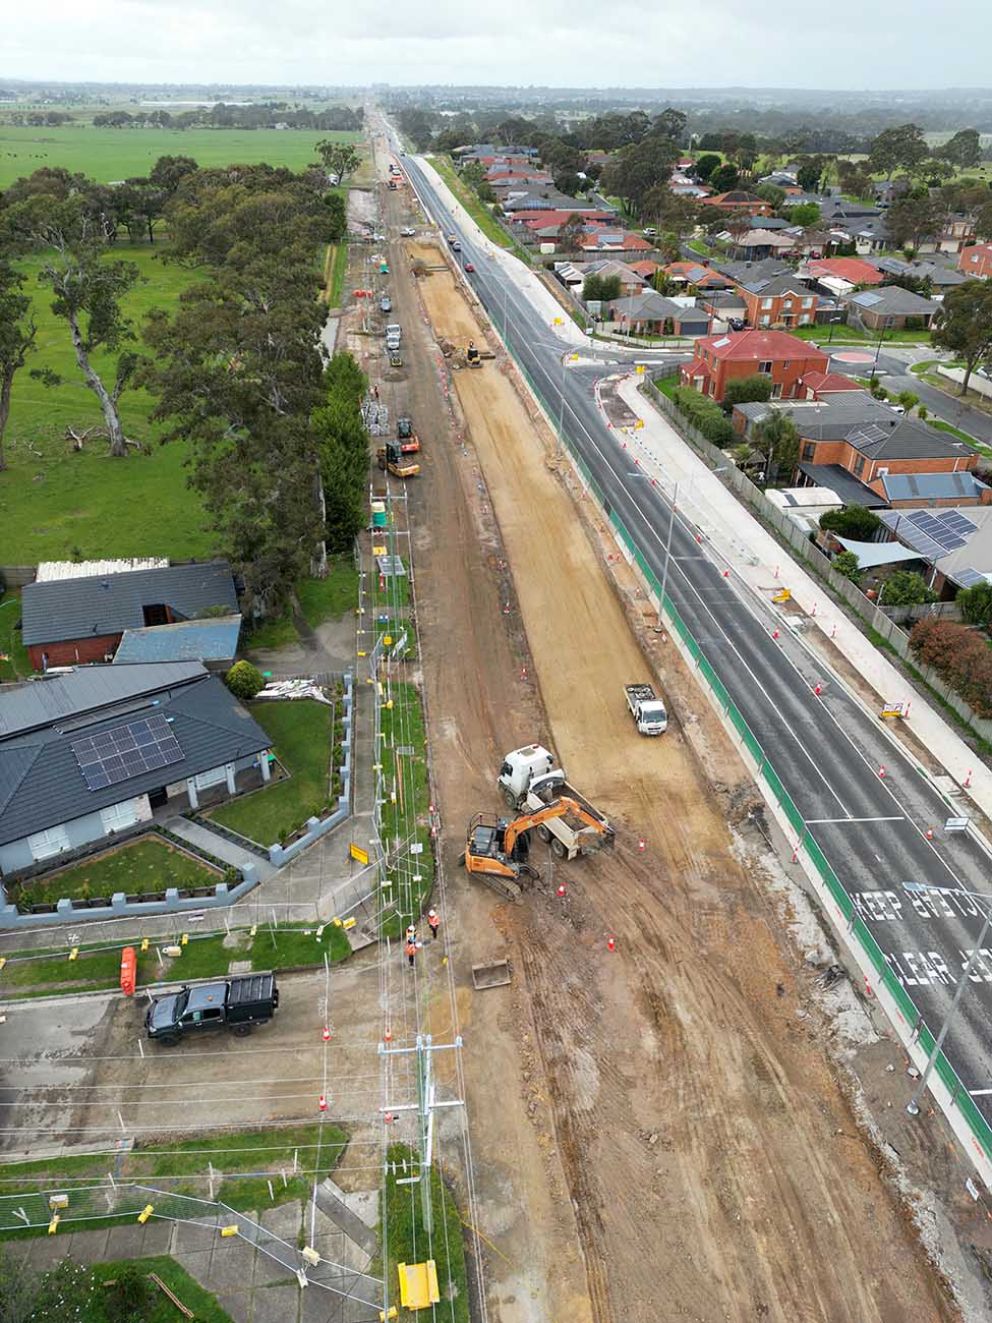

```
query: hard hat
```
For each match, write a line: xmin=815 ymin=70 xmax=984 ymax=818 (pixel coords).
xmin=428 ymin=908 xmax=437 ymax=919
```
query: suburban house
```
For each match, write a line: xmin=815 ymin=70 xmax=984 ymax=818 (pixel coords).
xmin=628 ymin=259 xmax=661 ymax=281
xmin=800 ymin=257 xmax=885 ymax=297
xmin=844 ymin=285 xmax=940 ymax=331
xmin=800 ymin=416 xmax=979 ymax=496
xmin=556 ymin=259 xmax=645 ymax=297
xmin=607 ymin=292 xmax=711 ymax=337
xmin=700 ymin=190 xmax=773 ymax=216
xmin=737 ymin=273 xmax=818 ymax=328
xmin=697 ymin=289 xmax=748 ymax=328
xmin=958 ymin=243 xmax=992 ymax=280
xmin=679 ymin=329 xmax=828 ymax=403
xmin=577 ymin=231 xmax=653 ymax=255
xmin=732 ymin=395 xmax=900 ymax=445
xmin=721 ymin=229 xmax=797 ymax=261
xmin=0 ymin=662 xmax=272 ymax=876
xmin=21 ymin=559 xmax=239 ymax=671
xmin=867 ymin=256 xmax=968 ymax=294
xmin=878 ymin=505 xmax=992 ymax=595
xmin=918 ymin=215 xmax=977 ymax=255
xmin=664 ymin=262 xmax=736 ymax=291
xmin=712 ymin=257 xmax=792 ymax=285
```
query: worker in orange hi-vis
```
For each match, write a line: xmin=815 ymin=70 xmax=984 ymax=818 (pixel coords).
xmin=404 ymin=936 xmax=418 ymax=968
xmin=427 ymin=908 xmax=440 ymax=941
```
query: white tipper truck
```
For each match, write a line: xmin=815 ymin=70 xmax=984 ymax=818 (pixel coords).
xmin=625 ymin=683 xmax=668 ymax=735
xmin=497 ymin=745 xmax=614 ymax=860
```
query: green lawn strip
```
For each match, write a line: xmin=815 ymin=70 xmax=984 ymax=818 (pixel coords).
xmin=207 ymin=699 xmax=335 ymax=845
xmin=790 ymin=325 xmax=929 ymax=345
xmin=90 ymin=1256 xmax=235 ymax=1323
xmin=379 ymin=682 xmax=433 ymax=940
xmin=0 ymin=125 xmax=358 ymax=189
xmin=1 ymin=245 xmax=215 ymax=564
xmin=0 ymin=593 xmax=31 ymax=682
xmin=0 ymin=924 xmax=350 ymax=998
xmin=430 ymin=156 xmax=515 ymax=253
xmin=244 ymin=613 xmax=301 ymax=650
xmin=929 ymin=419 xmax=979 ymax=445
xmin=324 ymin=241 xmax=350 ymax=310
xmin=7 ymin=837 xmax=224 ymax=913
xmin=655 ymin=374 xmax=680 ymax=400
xmin=380 ymin=1143 xmax=469 ymax=1323
xmin=297 ymin=558 xmax=360 ymax=627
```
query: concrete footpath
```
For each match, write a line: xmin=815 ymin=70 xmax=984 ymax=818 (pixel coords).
xmin=609 ymin=369 xmax=992 ymax=823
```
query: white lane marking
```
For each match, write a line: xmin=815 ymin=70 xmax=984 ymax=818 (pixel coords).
xmin=805 ymin=816 xmax=906 ymax=825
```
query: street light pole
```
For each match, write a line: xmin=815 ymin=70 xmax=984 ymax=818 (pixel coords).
xmin=903 ymin=882 xmax=992 ymax=1117
xmin=869 ymin=318 xmax=889 ymax=384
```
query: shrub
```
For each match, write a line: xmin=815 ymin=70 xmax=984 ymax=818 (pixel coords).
xmin=832 ymin=551 xmax=861 ymax=582
xmin=819 ymin=505 xmax=882 ymax=541
xmin=958 ymin=580 xmax=992 ymax=629
xmin=879 ymin=571 xmax=936 ymax=607
xmin=722 ymin=374 xmax=773 ymax=409
xmin=226 ymin=659 xmax=265 ymax=700
xmin=104 ymin=1264 xmax=152 ymax=1323
xmin=671 ymin=386 xmax=734 ymax=445
xmin=910 ymin=618 xmax=992 ymax=717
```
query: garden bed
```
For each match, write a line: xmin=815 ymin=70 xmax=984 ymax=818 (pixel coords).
xmin=6 ymin=834 xmax=227 ymax=914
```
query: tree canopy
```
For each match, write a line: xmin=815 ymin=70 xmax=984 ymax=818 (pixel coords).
xmin=931 ymin=279 xmax=992 ymax=394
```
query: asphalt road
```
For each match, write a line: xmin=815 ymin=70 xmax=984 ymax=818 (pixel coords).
xmin=399 ymin=147 xmax=992 ymax=1131
xmin=830 ymin=347 xmax=992 ymax=445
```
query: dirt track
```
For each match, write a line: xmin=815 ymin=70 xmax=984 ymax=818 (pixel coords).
xmin=377 ymin=178 xmax=958 ymax=1322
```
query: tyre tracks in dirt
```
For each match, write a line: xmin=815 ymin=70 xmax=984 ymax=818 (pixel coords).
xmin=382 ymin=204 xmax=959 ymax=1322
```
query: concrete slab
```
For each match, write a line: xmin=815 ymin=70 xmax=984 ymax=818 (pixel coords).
xmin=204 ymin=1243 xmax=258 ymax=1290
xmin=252 ymin=1283 xmax=305 ymax=1323
xmin=214 ymin=1289 xmax=255 ymax=1323
xmin=172 ymin=1220 xmax=217 ymax=1253
xmin=140 ymin=1219 xmax=175 ymax=1253
xmin=103 ymin=1223 xmax=152 ymax=1259
xmin=259 ymin=1199 xmax=303 ymax=1242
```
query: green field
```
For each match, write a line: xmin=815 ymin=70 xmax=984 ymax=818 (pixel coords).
xmin=0 ymin=243 xmax=218 ymax=564
xmin=0 ymin=125 xmax=358 ymax=189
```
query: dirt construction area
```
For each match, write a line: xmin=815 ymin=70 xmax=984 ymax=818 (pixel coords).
xmin=374 ymin=171 xmax=969 ymax=1323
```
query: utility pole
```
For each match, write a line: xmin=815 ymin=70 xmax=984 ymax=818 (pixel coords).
xmin=380 ymin=1034 xmax=464 ymax=1235
xmin=659 ymin=481 xmax=679 ymax=614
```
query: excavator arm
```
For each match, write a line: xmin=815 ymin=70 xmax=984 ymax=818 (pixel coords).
xmin=502 ymin=796 xmax=608 ymax=855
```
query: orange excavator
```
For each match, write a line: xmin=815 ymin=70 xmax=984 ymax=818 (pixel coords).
xmin=461 ymin=796 xmax=614 ymax=900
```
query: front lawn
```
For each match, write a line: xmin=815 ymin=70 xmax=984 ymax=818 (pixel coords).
xmin=7 ymin=835 xmax=222 ymax=912
xmin=0 ymin=592 xmax=31 ymax=682
xmin=207 ymin=699 xmax=335 ymax=845
xmin=297 ymin=557 xmax=360 ymax=627
xmin=0 ymin=246 xmax=216 ymax=564
xmin=790 ymin=324 xmax=930 ymax=345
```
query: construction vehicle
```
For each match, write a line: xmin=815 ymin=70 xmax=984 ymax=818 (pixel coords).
xmin=466 ymin=341 xmax=482 ymax=369
xmin=497 ymin=745 xmax=614 ymax=859
xmin=377 ymin=441 xmax=420 ymax=478
xmin=396 ymin=416 xmax=421 ymax=454
xmin=389 ymin=349 xmax=403 ymax=368
xmin=461 ymin=796 xmax=614 ymax=899
xmin=625 ymin=683 xmax=668 ymax=735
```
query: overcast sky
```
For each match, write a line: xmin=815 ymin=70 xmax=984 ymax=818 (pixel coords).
xmin=6 ymin=0 xmax=992 ymax=89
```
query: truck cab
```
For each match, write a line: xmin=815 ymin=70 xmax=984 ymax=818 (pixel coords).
xmin=625 ymin=683 xmax=668 ymax=735
xmin=498 ymin=744 xmax=557 ymax=806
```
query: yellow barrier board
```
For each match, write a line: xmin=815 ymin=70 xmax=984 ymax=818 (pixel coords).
xmin=350 ymin=843 xmax=369 ymax=865
xmin=397 ymin=1260 xmax=441 ymax=1310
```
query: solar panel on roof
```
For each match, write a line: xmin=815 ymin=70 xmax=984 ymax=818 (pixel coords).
xmin=71 ymin=713 xmax=183 ymax=792
xmin=955 ymin=568 xmax=989 ymax=588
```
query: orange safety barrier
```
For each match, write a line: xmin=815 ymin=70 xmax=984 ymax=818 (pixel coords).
xmin=120 ymin=946 xmax=137 ymax=997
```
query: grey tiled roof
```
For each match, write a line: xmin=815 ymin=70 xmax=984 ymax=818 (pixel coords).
xmin=113 ymin=616 xmax=242 ymax=665
xmin=849 ymin=417 xmax=973 ymax=460
xmin=0 ymin=663 xmax=270 ymax=847
xmin=21 ymin=561 xmax=238 ymax=647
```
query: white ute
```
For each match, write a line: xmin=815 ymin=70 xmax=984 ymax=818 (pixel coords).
xmin=625 ymin=683 xmax=668 ymax=735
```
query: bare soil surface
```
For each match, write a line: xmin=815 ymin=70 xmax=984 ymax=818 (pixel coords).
xmin=383 ymin=199 xmax=962 ymax=1323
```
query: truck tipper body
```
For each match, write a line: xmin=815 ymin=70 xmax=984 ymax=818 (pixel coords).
xmin=625 ymin=683 xmax=668 ymax=735
xmin=145 ymin=973 xmax=279 ymax=1045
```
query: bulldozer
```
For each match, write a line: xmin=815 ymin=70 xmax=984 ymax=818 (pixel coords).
xmin=461 ymin=796 xmax=614 ymax=900
xmin=376 ymin=441 xmax=420 ymax=478
xmin=466 ymin=340 xmax=482 ymax=369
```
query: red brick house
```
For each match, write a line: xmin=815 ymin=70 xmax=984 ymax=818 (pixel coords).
xmin=797 ymin=418 xmax=979 ymax=495
xmin=958 ymin=243 xmax=992 ymax=280
xmin=21 ymin=561 xmax=238 ymax=670
xmin=736 ymin=273 xmax=819 ymax=328
xmin=679 ymin=329 xmax=828 ymax=403
xmin=799 ymin=371 xmax=867 ymax=400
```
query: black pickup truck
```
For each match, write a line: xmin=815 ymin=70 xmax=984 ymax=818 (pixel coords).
xmin=145 ymin=973 xmax=279 ymax=1045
